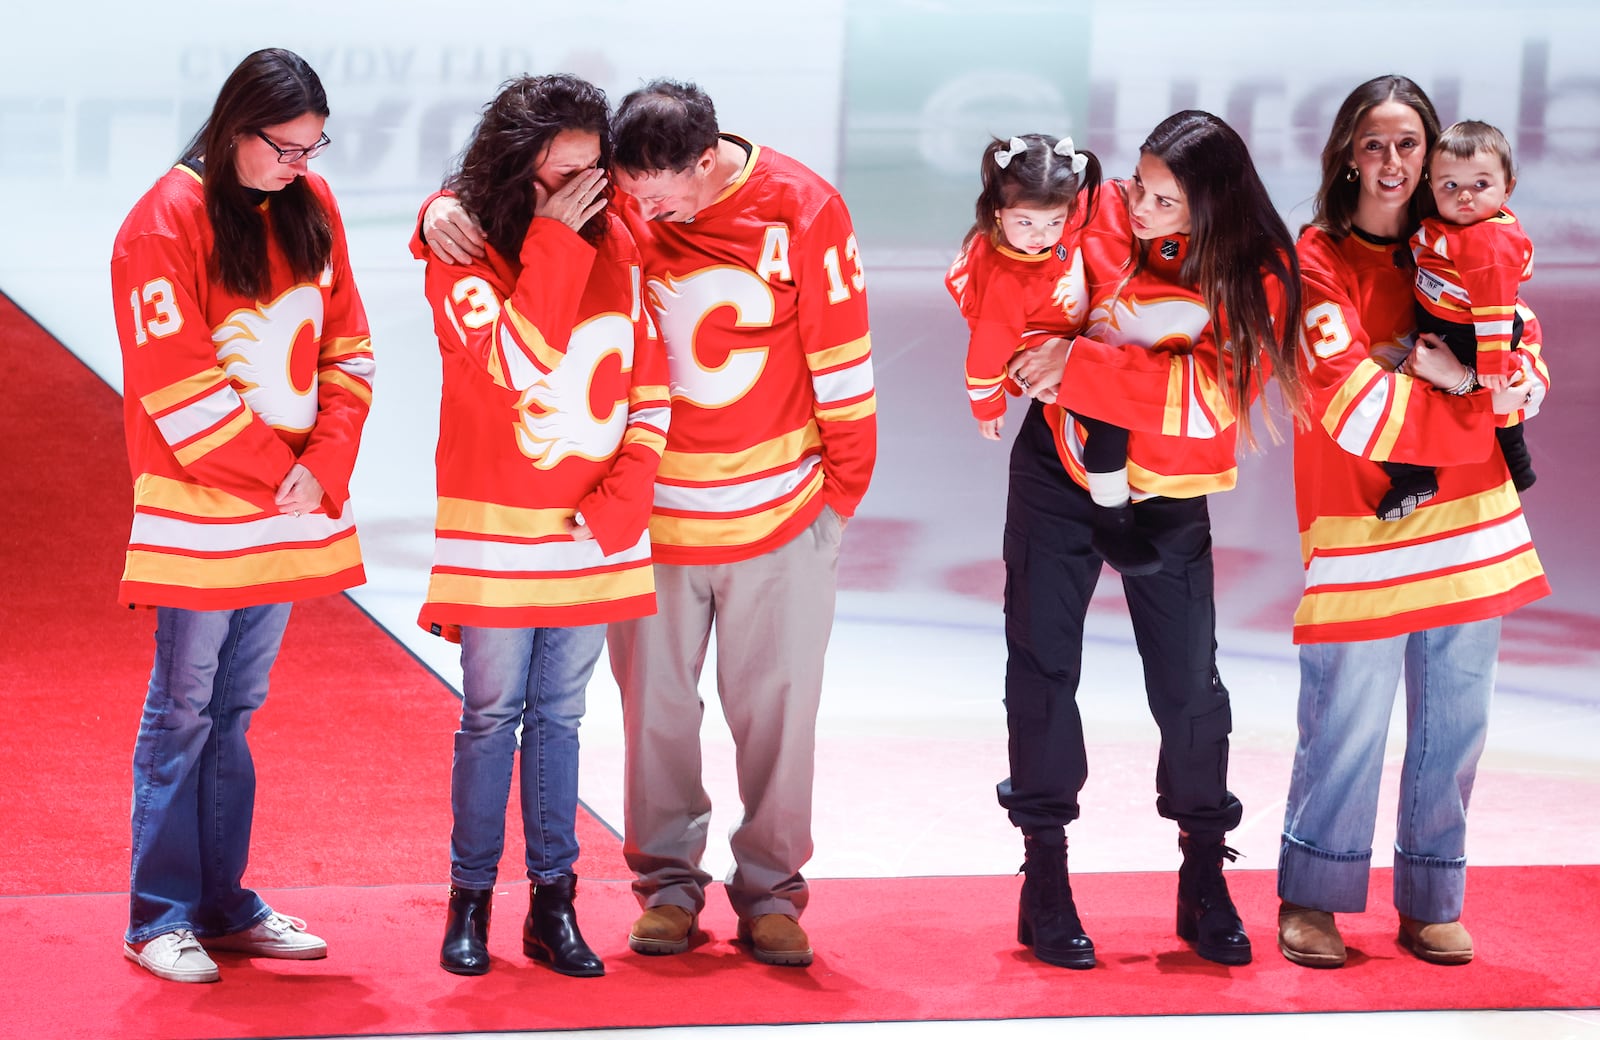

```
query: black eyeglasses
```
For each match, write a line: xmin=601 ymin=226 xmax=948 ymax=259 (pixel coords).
xmin=254 ymin=130 xmax=331 ymax=164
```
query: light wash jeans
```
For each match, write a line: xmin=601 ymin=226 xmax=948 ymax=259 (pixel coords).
xmin=449 ymin=624 xmax=605 ymax=889
xmin=126 ymin=604 xmax=290 ymax=944
xmin=1279 ymin=617 xmax=1500 ymax=923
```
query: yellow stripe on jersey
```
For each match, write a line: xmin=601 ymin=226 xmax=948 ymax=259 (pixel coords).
xmin=630 ymin=382 xmax=670 ymax=405
xmin=123 ymin=534 xmax=362 ymax=589
xmin=1322 ymin=358 xmax=1386 ymax=438
xmin=1162 ymin=360 xmax=1185 ymax=437
xmin=503 ymin=300 xmax=568 ymax=373
xmin=623 ymin=425 xmax=668 ymax=456
xmin=140 ymin=370 xmax=227 ymax=417
xmin=1294 ymin=548 xmax=1544 ymax=627
xmin=1369 ymin=375 xmax=1412 ymax=461
xmin=435 ymin=497 xmax=575 ymax=539
xmin=134 ymin=473 xmax=264 ymax=518
xmin=318 ymin=368 xmax=373 ymax=404
xmin=172 ymin=409 xmax=253 ymax=468
xmin=1128 ymin=458 xmax=1237 ymax=498
xmin=427 ymin=565 xmax=653 ymax=609
xmin=655 ymin=424 xmax=822 ymax=482
xmin=807 ymin=334 xmax=872 ymax=372
xmin=321 ymin=334 xmax=373 ymax=359
xmin=815 ymin=397 xmax=876 ymax=423
xmin=1299 ymin=480 xmax=1519 ymax=560
xmin=650 ymin=468 xmax=823 ymax=548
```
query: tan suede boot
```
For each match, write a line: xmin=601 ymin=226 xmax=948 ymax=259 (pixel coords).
xmin=1277 ymin=900 xmax=1347 ymax=968
xmin=1398 ymin=915 xmax=1474 ymax=965
xmin=737 ymin=913 xmax=814 ymax=967
xmin=627 ymin=904 xmax=696 ymax=955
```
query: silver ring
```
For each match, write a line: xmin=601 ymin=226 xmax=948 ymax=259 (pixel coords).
xmin=1017 ymin=375 xmax=1031 ymax=389
xmin=292 ymin=510 xmax=302 ymax=517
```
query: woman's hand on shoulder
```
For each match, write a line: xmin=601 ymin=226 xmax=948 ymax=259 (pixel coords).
xmin=423 ymin=197 xmax=486 ymax=265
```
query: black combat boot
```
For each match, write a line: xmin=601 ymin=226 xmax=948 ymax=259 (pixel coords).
xmin=1089 ymin=502 xmax=1162 ymax=576
xmin=1017 ymin=826 xmax=1095 ymax=969
xmin=1176 ymin=832 xmax=1252 ymax=965
xmin=523 ymin=873 xmax=604 ymax=977
xmin=440 ymin=885 xmax=493 ymax=975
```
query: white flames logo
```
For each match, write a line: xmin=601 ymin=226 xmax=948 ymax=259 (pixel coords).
xmin=211 ymin=283 xmax=323 ymax=433
xmin=516 ymin=313 xmax=632 ymax=469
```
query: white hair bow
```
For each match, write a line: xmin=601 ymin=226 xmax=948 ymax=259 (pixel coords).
xmin=994 ymin=136 xmax=1028 ymax=169
xmin=1054 ymin=136 xmax=1089 ymax=175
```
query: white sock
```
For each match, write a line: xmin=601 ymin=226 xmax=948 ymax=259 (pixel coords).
xmin=1086 ymin=468 xmax=1131 ymax=508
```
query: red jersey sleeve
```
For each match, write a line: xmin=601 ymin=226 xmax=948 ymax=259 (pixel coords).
xmin=574 ymin=225 xmax=672 ymax=555
xmin=113 ymin=228 xmax=297 ymax=512
xmin=293 ymin=181 xmax=374 ymax=518
xmin=1453 ymin=216 xmax=1534 ymax=380
xmin=795 ymin=193 xmax=876 ymax=516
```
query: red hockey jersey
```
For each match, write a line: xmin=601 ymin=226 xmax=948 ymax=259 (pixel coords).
xmin=414 ymin=207 xmax=670 ymax=638
xmin=1293 ymin=225 xmax=1549 ymax=643
xmin=945 ymin=222 xmax=1088 ymax=421
xmin=619 ymin=136 xmax=876 ymax=565
xmin=111 ymin=164 xmax=374 ymax=610
xmin=1412 ymin=208 xmax=1534 ymax=381
xmin=1046 ymin=181 xmax=1259 ymax=498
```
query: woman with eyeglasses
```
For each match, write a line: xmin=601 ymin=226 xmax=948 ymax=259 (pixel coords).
xmin=111 ymin=47 xmax=375 ymax=984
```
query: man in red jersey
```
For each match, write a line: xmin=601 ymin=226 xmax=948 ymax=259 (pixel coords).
xmin=605 ymin=80 xmax=875 ymax=968
xmin=423 ymin=78 xmax=876 ymax=967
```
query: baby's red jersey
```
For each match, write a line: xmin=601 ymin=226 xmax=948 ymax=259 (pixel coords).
xmin=620 ymin=135 xmax=876 ymax=565
xmin=945 ymin=214 xmax=1088 ymax=421
xmin=1412 ymin=207 xmax=1534 ymax=381
xmin=1294 ymin=225 xmax=1549 ymax=643
xmin=111 ymin=164 xmax=374 ymax=610
xmin=413 ymin=207 xmax=670 ymax=639
xmin=1046 ymin=181 xmax=1269 ymax=499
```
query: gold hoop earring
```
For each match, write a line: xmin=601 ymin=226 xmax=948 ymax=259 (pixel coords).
xmin=1345 ymin=167 xmax=1358 ymax=183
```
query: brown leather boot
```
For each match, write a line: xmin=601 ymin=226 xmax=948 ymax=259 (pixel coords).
xmin=737 ymin=913 xmax=814 ymax=967
xmin=1398 ymin=915 xmax=1473 ymax=965
xmin=1277 ymin=900 xmax=1346 ymax=968
xmin=627 ymin=904 xmax=696 ymax=955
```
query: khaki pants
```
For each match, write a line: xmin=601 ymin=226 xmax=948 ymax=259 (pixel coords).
xmin=608 ymin=507 xmax=843 ymax=920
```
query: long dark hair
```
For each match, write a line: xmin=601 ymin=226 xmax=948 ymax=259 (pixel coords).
xmin=446 ymin=74 xmax=612 ymax=256
xmin=1310 ymin=75 xmax=1441 ymax=240
xmin=1131 ymin=110 xmax=1306 ymax=443
xmin=181 ymin=48 xmax=332 ymax=298
xmin=964 ymin=133 xmax=1101 ymax=247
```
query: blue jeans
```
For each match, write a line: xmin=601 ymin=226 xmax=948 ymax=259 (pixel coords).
xmin=1279 ymin=618 xmax=1499 ymax=922
xmin=127 ymin=604 xmax=290 ymax=944
xmin=450 ymin=624 xmax=605 ymax=889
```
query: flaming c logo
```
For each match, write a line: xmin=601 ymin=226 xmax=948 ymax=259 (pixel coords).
xmin=211 ymin=283 xmax=324 ymax=433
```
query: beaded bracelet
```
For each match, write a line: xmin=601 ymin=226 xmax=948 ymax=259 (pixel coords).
xmin=1445 ymin=365 xmax=1479 ymax=396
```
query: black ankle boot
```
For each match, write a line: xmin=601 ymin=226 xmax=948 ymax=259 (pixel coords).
xmin=1017 ymin=826 xmax=1095 ymax=969
xmin=1089 ymin=502 xmax=1162 ymax=576
xmin=1176 ymin=833 xmax=1251 ymax=965
xmin=440 ymin=885 xmax=492 ymax=975
xmin=524 ymin=873 xmax=604 ymax=977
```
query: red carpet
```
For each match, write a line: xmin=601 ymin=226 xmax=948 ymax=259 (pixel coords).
xmin=4 ymin=866 xmax=1599 ymax=1038
xmin=0 ymin=288 xmax=625 ymax=896
xmin=6 ymin=293 xmax=1599 ymax=1035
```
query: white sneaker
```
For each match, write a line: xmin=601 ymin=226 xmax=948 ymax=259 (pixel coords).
xmin=207 ymin=912 xmax=328 ymax=960
xmin=124 ymin=929 xmax=221 ymax=983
